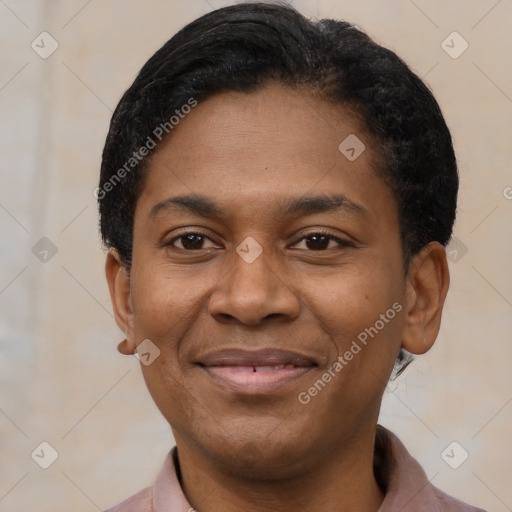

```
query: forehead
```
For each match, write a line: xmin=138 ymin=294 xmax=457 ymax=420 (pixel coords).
xmin=151 ymin=83 xmax=374 ymax=169
xmin=138 ymin=82 xmax=395 ymax=224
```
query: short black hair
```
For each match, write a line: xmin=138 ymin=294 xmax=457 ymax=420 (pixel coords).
xmin=99 ymin=1 xmax=457 ymax=269
xmin=98 ymin=2 xmax=458 ymax=374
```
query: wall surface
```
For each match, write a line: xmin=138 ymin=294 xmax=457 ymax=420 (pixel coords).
xmin=0 ymin=1 xmax=511 ymax=511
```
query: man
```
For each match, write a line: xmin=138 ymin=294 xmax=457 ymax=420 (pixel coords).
xmin=98 ymin=2 xmax=486 ymax=511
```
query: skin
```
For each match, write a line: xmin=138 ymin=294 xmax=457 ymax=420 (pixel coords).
xmin=106 ymin=82 xmax=450 ymax=512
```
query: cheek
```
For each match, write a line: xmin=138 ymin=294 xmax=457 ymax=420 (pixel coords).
xmin=128 ymin=264 xmax=214 ymax=401
xmin=129 ymin=260 xmax=206 ymax=341
xmin=139 ymin=357 xmax=199 ymax=435
xmin=306 ymin=261 xmax=403 ymax=339
xmin=298 ymin=274 xmax=405 ymax=424
xmin=301 ymin=259 xmax=406 ymax=397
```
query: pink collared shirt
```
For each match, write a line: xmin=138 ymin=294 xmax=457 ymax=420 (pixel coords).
xmin=104 ymin=425 xmax=487 ymax=511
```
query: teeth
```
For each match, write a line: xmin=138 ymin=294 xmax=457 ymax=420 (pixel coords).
xmin=253 ymin=365 xmax=285 ymax=372
xmin=231 ymin=366 xmax=255 ymax=372
xmin=226 ymin=365 xmax=294 ymax=372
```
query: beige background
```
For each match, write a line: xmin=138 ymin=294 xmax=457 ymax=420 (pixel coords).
xmin=1 ymin=0 xmax=511 ymax=510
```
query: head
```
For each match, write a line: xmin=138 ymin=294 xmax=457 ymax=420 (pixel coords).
xmin=100 ymin=2 xmax=456 ymax=479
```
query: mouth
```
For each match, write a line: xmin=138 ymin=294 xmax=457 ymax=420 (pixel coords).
xmin=196 ymin=349 xmax=317 ymax=394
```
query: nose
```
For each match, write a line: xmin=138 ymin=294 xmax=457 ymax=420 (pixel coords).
xmin=208 ymin=248 xmax=301 ymax=326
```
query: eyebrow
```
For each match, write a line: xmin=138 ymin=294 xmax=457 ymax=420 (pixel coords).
xmin=149 ymin=193 xmax=368 ymax=220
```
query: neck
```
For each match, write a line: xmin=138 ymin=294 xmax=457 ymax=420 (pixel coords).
xmin=174 ymin=427 xmax=386 ymax=512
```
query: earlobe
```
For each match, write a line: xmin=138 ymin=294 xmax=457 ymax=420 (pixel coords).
xmin=401 ymin=242 xmax=450 ymax=355
xmin=105 ymin=248 xmax=136 ymax=353
xmin=117 ymin=338 xmax=136 ymax=355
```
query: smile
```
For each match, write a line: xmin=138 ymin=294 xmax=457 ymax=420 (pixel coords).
xmin=196 ymin=349 xmax=317 ymax=394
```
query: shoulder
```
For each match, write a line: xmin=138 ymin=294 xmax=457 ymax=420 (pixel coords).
xmin=102 ymin=485 xmax=153 ymax=512
xmin=100 ymin=448 xmax=184 ymax=511
xmin=376 ymin=425 xmax=488 ymax=512
xmin=432 ymin=485 xmax=488 ymax=512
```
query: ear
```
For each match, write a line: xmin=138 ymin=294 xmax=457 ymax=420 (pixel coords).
xmin=402 ymin=241 xmax=450 ymax=355
xmin=105 ymin=248 xmax=136 ymax=355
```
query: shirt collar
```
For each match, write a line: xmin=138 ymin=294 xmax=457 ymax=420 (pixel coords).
xmin=375 ymin=425 xmax=443 ymax=512
xmin=152 ymin=448 xmax=191 ymax=511
xmin=150 ymin=425 xmax=444 ymax=512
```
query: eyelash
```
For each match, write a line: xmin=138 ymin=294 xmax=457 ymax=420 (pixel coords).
xmin=165 ymin=229 xmax=355 ymax=251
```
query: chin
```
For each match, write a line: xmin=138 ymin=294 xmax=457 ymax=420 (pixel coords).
xmin=197 ymin=421 xmax=316 ymax=480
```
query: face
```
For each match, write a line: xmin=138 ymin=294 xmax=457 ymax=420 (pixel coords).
xmin=111 ymin=83 xmax=421 ymax=478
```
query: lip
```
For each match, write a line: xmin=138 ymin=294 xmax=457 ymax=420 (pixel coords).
xmin=196 ymin=349 xmax=317 ymax=395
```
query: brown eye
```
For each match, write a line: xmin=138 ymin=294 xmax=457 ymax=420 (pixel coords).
xmin=304 ymin=234 xmax=330 ymax=250
xmin=168 ymin=232 xmax=217 ymax=251
xmin=293 ymin=233 xmax=352 ymax=251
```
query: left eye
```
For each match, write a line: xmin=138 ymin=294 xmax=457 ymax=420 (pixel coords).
xmin=292 ymin=234 xmax=351 ymax=251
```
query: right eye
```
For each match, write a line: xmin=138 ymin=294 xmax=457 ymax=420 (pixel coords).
xmin=166 ymin=232 xmax=218 ymax=251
